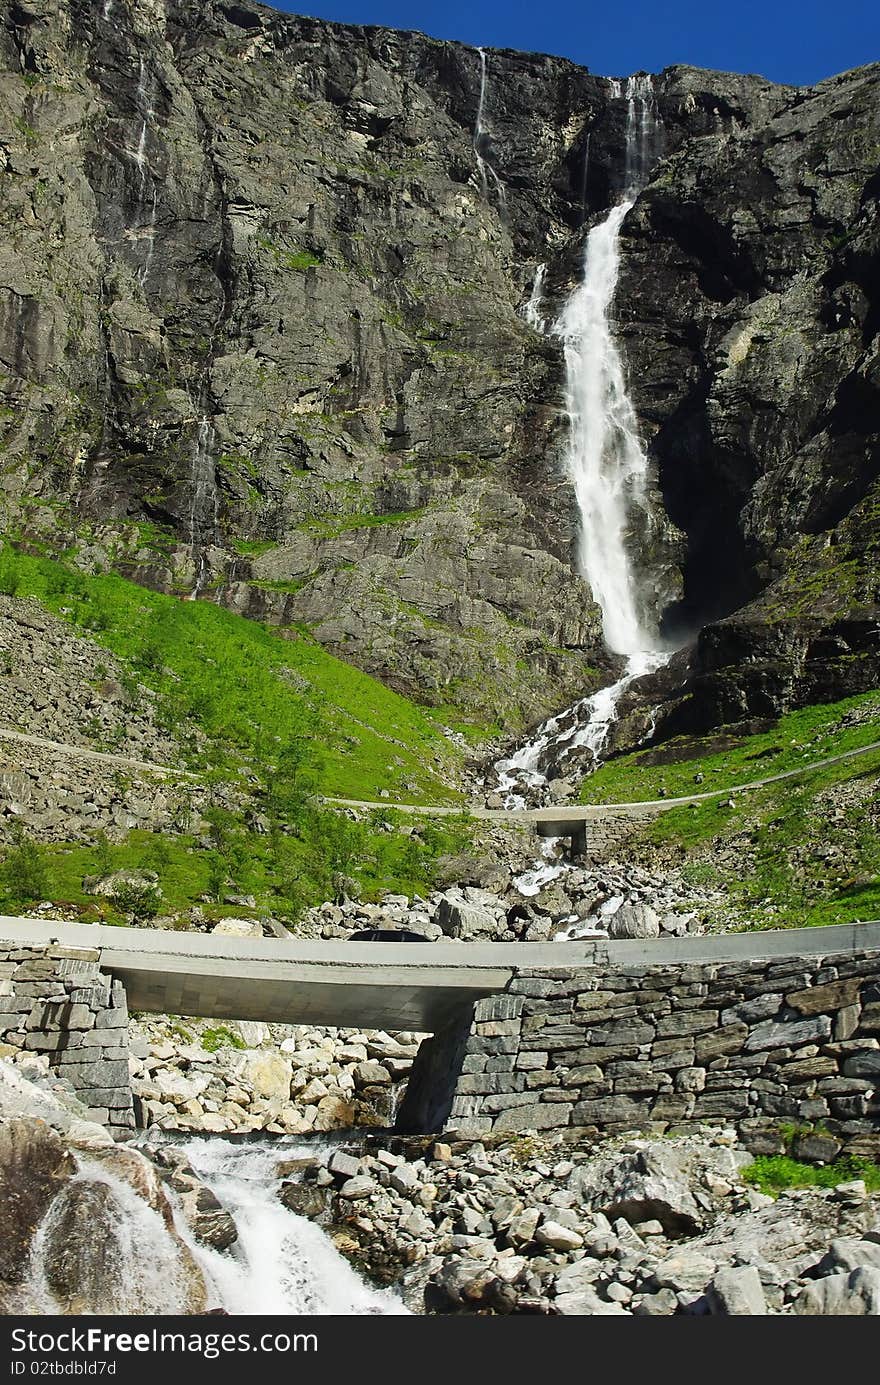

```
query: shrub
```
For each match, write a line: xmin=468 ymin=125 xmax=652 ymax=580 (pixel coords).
xmin=201 ymin=1025 xmax=246 ymax=1052
xmin=111 ymin=880 xmax=163 ymax=926
xmin=0 ymin=825 xmax=51 ymax=904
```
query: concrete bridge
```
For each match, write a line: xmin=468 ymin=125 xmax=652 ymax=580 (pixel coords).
xmin=3 ymin=917 xmax=880 ymax=1149
xmin=3 ymin=915 xmax=879 ymax=1031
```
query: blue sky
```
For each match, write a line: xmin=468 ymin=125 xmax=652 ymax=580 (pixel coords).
xmin=270 ymin=0 xmax=879 ymax=86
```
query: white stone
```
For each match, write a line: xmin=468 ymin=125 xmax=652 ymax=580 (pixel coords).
xmin=536 ymin=1220 xmax=584 ymax=1252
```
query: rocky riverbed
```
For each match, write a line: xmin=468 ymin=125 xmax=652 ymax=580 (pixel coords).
xmin=3 ymin=1052 xmax=879 ymax=1316
xmin=128 ymin=1015 xmax=424 ymax=1136
xmin=298 ymin=857 xmax=720 ymax=943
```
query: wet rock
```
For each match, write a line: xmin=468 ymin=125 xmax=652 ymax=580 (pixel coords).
xmin=0 ymin=1119 xmax=75 ymax=1283
xmin=279 ymin=1182 xmax=330 ymax=1220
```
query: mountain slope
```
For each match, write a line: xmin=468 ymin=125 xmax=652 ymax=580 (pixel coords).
xmin=0 ymin=0 xmax=877 ymax=740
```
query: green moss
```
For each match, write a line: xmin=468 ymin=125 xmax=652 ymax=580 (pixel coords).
xmin=256 ymin=237 xmax=323 ymax=273
xmin=743 ymin=1155 xmax=880 ymax=1196
xmin=282 ymin=251 xmax=322 ymax=272
xmin=232 ymin=538 xmax=278 ymax=557
xmin=201 ymin=1025 xmax=246 ymax=1052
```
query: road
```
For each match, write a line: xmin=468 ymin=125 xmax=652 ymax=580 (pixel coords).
xmin=2 ymin=721 xmax=878 ymax=825
xmin=324 ymin=738 xmax=880 ymax=822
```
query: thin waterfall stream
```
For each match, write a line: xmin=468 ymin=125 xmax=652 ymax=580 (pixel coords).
xmin=132 ymin=57 xmax=158 ymax=288
xmin=473 ymin=48 xmax=507 ymax=214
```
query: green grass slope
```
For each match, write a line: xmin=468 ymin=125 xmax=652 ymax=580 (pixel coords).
xmin=583 ymin=692 xmax=880 ymax=932
xmin=636 ymin=748 xmax=880 ymax=931
xmin=0 ymin=544 xmax=472 ymax=924
xmin=0 ymin=545 xmax=463 ymax=803
xmin=578 ymin=692 xmax=880 ymax=805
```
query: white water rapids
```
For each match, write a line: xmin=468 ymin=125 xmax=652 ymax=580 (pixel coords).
xmin=494 ymin=74 xmax=672 ymax=810
xmin=177 ymin=1138 xmax=408 ymax=1315
xmin=19 ymin=1138 xmax=408 ymax=1316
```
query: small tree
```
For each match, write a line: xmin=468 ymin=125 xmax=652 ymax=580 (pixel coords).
xmin=0 ymin=824 xmax=51 ymax=905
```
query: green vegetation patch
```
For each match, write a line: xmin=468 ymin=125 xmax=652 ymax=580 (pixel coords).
xmin=201 ymin=1026 xmax=246 ymax=1052
xmin=638 ymin=746 xmax=880 ymax=930
xmin=743 ymin=1155 xmax=880 ymax=1196
xmin=578 ymin=691 xmax=880 ymax=805
xmin=0 ymin=813 xmax=473 ymax=925
xmin=0 ymin=544 xmax=463 ymax=803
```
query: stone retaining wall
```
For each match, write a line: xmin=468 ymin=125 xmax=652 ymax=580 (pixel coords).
xmin=399 ymin=951 xmax=880 ymax=1160
xmin=582 ymin=810 xmax=654 ymax=860
xmin=0 ymin=942 xmax=133 ymax=1130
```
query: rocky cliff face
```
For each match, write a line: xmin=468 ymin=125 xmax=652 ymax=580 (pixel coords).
xmin=0 ymin=0 xmax=877 ymax=736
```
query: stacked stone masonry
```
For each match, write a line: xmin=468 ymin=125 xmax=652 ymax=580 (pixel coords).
xmin=0 ymin=943 xmax=133 ymax=1130
xmin=418 ymin=951 xmax=880 ymax=1160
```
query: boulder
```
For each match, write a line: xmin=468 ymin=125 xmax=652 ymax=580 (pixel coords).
xmin=536 ymin=1220 xmax=584 ymax=1252
xmin=606 ymin=902 xmax=660 ymax=940
xmin=227 ymin=1052 xmax=292 ymax=1102
xmin=571 ymin=1145 xmax=708 ymax=1236
xmin=210 ymin=918 xmax=264 ymax=938
xmin=795 ymin=1268 xmax=880 ymax=1315
xmin=707 ymin=1265 xmax=767 ymax=1315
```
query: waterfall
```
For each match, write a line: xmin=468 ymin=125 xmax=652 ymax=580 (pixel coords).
xmin=24 ymin=1161 xmax=203 ymax=1315
xmin=556 ymin=74 xmax=666 ymax=656
xmin=473 ymin=48 xmax=507 ymax=214
xmin=16 ymin=1141 xmax=409 ymax=1316
xmin=556 ymin=200 xmax=655 ymax=654
xmin=132 ymin=57 xmax=158 ymax=287
xmin=188 ymin=418 xmax=219 ymax=598
xmin=521 ymin=263 xmax=547 ymax=332
xmin=491 ymin=74 xmax=672 ymax=807
xmin=175 ymin=1138 xmax=409 ymax=1315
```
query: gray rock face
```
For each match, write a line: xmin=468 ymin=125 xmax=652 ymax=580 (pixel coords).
xmin=795 ymin=1267 xmax=880 ymax=1316
xmin=0 ymin=2 xmax=876 ymax=733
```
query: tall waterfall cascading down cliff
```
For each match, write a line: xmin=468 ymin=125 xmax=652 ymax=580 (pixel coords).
xmin=494 ymin=75 xmax=672 ymax=806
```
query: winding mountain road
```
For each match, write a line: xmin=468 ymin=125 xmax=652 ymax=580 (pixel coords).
xmin=324 ymin=738 xmax=880 ymax=822
xmin=1 ymin=722 xmax=878 ymax=824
